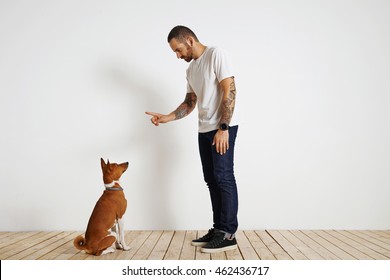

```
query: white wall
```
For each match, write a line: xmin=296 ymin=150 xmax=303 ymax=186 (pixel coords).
xmin=1 ymin=0 xmax=389 ymax=231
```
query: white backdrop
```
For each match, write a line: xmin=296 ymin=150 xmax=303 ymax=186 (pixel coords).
xmin=1 ymin=0 xmax=389 ymax=231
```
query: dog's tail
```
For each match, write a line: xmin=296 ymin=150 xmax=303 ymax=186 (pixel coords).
xmin=73 ymin=235 xmax=87 ymax=251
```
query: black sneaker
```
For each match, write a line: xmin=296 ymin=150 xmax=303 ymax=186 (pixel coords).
xmin=200 ymin=231 xmax=238 ymax=253
xmin=192 ymin=228 xmax=216 ymax=246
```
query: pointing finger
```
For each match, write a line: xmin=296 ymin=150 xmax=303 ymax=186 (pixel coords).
xmin=145 ymin=112 xmax=159 ymax=117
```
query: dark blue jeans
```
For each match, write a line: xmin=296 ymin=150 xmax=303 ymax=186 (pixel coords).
xmin=198 ymin=125 xmax=239 ymax=235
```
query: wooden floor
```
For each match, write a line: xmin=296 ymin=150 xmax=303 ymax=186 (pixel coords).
xmin=1 ymin=230 xmax=390 ymax=260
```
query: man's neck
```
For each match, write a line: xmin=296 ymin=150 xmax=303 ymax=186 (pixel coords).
xmin=192 ymin=43 xmax=206 ymax=60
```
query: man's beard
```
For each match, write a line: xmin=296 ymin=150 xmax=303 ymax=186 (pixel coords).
xmin=183 ymin=43 xmax=193 ymax=62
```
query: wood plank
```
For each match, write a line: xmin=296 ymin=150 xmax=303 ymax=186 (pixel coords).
xmin=0 ymin=232 xmax=12 ymax=239
xmin=225 ymin=247 xmax=243 ymax=260
xmin=291 ymin=230 xmax=339 ymax=260
xmin=132 ymin=231 xmax=163 ymax=260
xmin=329 ymin=230 xmax=388 ymax=260
xmin=339 ymin=231 xmax=390 ymax=259
xmin=180 ymin=231 xmax=197 ymax=260
xmin=164 ymin=231 xmax=186 ymax=260
xmin=0 ymin=232 xmax=41 ymax=250
xmin=367 ymin=230 xmax=390 ymax=239
xmin=315 ymin=230 xmax=371 ymax=260
xmin=210 ymin=251 xmax=227 ymax=260
xmin=244 ymin=230 xmax=275 ymax=260
xmin=112 ymin=231 xmax=152 ymax=260
xmin=18 ymin=232 xmax=75 ymax=260
xmin=148 ymin=231 xmax=174 ymax=260
xmin=235 ymin=230 xmax=259 ymax=260
xmin=0 ymin=231 xmax=16 ymax=243
xmin=1 ymin=230 xmax=389 ymax=260
xmin=279 ymin=230 xmax=324 ymax=260
xmin=37 ymin=232 xmax=81 ymax=260
xmin=304 ymin=230 xmax=354 ymax=260
xmin=59 ymin=241 xmax=92 ymax=259
xmin=347 ymin=231 xmax=390 ymax=251
xmin=68 ymin=249 xmax=90 ymax=260
xmin=378 ymin=231 xmax=390 ymax=238
xmin=255 ymin=230 xmax=292 ymax=260
xmin=195 ymin=246 xmax=211 ymax=260
xmin=358 ymin=231 xmax=390 ymax=247
xmin=1 ymin=232 xmax=59 ymax=259
xmin=117 ymin=231 xmax=150 ymax=259
xmin=267 ymin=230 xmax=307 ymax=260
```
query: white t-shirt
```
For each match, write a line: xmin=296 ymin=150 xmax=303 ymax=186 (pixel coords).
xmin=186 ymin=46 xmax=236 ymax=133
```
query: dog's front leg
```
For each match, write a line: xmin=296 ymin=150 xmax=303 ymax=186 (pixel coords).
xmin=117 ymin=217 xmax=130 ymax=251
xmin=111 ymin=223 xmax=122 ymax=249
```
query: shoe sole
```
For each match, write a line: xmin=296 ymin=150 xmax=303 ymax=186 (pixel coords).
xmin=191 ymin=241 xmax=208 ymax=246
xmin=200 ymin=244 xmax=238 ymax=253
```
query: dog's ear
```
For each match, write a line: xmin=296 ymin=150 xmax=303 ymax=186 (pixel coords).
xmin=106 ymin=159 xmax=113 ymax=171
xmin=100 ymin=158 xmax=106 ymax=169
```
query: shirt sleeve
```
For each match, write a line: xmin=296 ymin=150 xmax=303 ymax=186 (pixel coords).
xmin=213 ymin=48 xmax=234 ymax=82
xmin=186 ymin=69 xmax=194 ymax=93
xmin=186 ymin=81 xmax=194 ymax=93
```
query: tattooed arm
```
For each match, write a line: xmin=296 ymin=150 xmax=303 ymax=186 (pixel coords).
xmin=145 ymin=92 xmax=197 ymax=126
xmin=219 ymin=77 xmax=236 ymax=127
xmin=213 ymin=77 xmax=236 ymax=155
xmin=172 ymin=92 xmax=197 ymax=120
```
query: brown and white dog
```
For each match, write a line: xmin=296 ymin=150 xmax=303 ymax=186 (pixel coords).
xmin=73 ymin=158 xmax=130 ymax=256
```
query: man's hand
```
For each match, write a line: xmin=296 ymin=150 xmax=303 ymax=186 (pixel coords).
xmin=145 ymin=112 xmax=172 ymax=126
xmin=213 ymin=129 xmax=229 ymax=155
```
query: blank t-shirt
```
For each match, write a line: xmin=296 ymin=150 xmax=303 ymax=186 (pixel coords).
xmin=186 ymin=46 xmax=236 ymax=133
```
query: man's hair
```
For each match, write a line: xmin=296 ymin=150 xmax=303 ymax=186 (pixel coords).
xmin=167 ymin=25 xmax=199 ymax=43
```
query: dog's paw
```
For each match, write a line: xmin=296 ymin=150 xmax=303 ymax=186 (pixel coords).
xmin=122 ymin=245 xmax=131 ymax=251
xmin=116 ymin=242 xmax=130 ymax=251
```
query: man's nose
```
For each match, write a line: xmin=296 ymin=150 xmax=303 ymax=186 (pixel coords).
xmin=176 ymin=52 xmax=181 ymax=59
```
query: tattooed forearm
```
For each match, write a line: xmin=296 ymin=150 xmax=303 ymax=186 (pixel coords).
xmin=173 ymin=92 xmax=197 ymax=120
xmin=220 ymin=79 xmax=236 ymax=125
